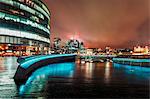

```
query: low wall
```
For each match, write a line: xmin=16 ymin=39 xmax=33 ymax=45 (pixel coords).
xmin=113 ymin=58 xmax=150 ymax=67
xmin=14 ymin=54 xmax=76 ymax=86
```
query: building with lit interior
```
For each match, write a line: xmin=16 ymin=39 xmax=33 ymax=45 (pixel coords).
xmin=133 ymin=46 xmax=149 ymax=55
xmin=0 ymin=0 xmax=50 ymax=56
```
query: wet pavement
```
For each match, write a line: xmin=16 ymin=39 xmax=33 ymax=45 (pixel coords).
xmin=0 ymin=57 xmax=18 ymax=98
xmin=0 ymin=57 xmax=149 ymax=98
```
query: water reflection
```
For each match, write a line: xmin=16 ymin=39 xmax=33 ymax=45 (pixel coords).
xmin=104 ymin=62 xmax=111 ymax=83
xmin=19 ymin=62 xmax=75 ymax=96
xmin=85 ymin=62 xmax=95 ymax=78
xmin=0 ymin=57 xmax=18 ymax=98
xmin=0 ymin=58 xmax=5 ymax=72
xmin=113 ymin=63 xmax=150 ymax=85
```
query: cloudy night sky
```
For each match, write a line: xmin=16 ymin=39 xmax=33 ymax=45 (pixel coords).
xmin=43 ymin=0 xmax=149 ymax=48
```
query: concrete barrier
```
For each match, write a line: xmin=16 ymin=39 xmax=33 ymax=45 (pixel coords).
xmin=14 ymin=54 xmax=76 ymax=86
xmin=113 ymin=58 xmax=150 ymax=67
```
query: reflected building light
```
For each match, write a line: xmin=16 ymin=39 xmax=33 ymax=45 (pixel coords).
xmin=85 ymin=62 xmax=94 ymax=79
xmin=0 ymin=58 xmax=5 ymax=72
xmin=0 ymin=57 xmax=18 ymax=88
xmin=0 ymin=76 xmax=14 ymax=85
xmin=6 ymin=57 xmax=14 ymax=74
xmin=104 ymin=62 xmax=111 ymax=84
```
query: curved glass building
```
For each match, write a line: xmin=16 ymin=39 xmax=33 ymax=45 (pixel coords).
xmin=0 ymin=0 xmax=50 ymax=55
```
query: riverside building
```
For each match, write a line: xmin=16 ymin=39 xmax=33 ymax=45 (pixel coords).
xmin=0 ymin=0 xmax=51 ymax=56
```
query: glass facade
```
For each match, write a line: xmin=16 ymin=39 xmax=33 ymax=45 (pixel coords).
xmin=0 ymin=0 xmax=50 ymax=55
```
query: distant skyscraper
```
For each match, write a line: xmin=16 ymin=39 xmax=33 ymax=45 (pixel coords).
xmin=66 ymin=39 xmax=84 ymax=53
xmin=53 ymin=37 xmax=61 ymax=50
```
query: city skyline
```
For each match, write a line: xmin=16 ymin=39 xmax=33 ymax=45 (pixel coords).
xmin=0 ymin=0 xmax=149 ymax=98
xmin=44 ymin=0 xmax=149 ymax=48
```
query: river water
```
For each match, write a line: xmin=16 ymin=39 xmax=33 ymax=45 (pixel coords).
xmin=0 ymin=57 xmax=149 ymax=98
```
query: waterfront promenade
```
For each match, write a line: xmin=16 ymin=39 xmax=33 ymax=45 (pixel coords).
xmin=0 ymin=56 xmax=149 ymax=98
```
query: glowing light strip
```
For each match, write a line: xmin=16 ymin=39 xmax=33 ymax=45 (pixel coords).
xmin=0 ymin=27 xmax=50 ymax=43
xmin=0 ymin=12 xmax=50 ymax=34
xmin=21 ymin=54 xmax=76 ymax=69
xmin=113 ymin=58 xmax=150 ymax=63
xmin=19 ymin=62 xmax=75 ymax=95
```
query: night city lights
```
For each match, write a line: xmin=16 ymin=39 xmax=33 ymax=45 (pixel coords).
xmin=0 ymin=0 xmax=149 ymax=98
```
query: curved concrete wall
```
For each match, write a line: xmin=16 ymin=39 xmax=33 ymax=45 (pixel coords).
xmin=14 ymin=54 xmax=76 ymax=86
